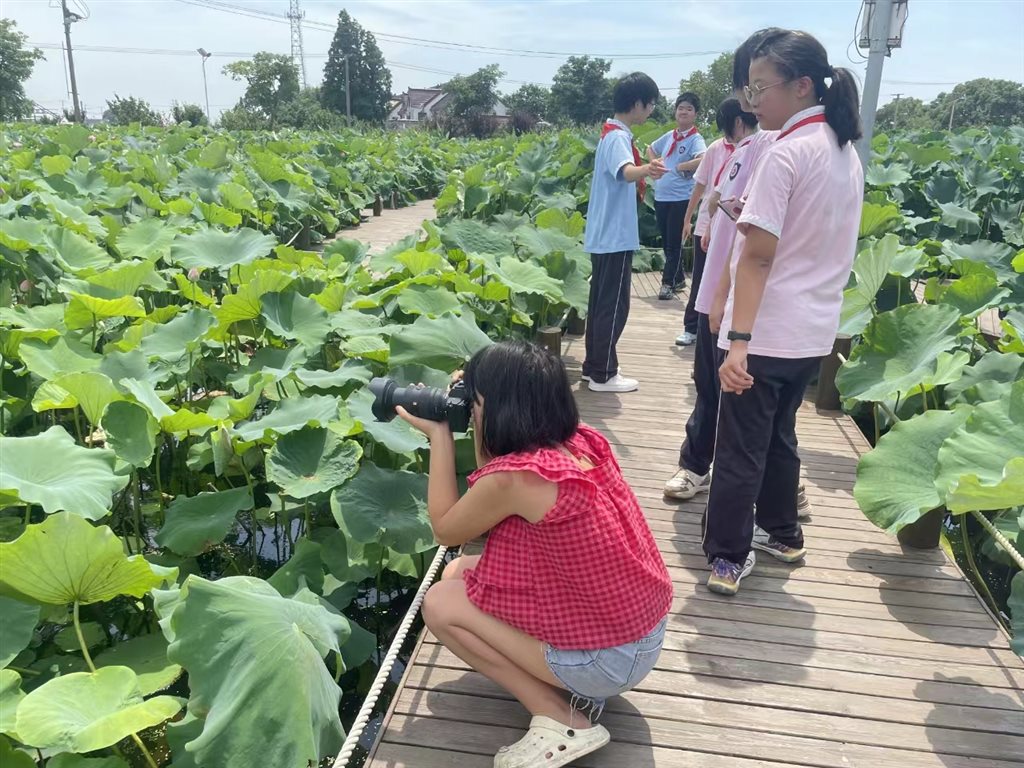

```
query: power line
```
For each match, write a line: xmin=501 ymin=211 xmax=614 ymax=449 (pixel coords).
xmin=172 ymin=0 xmax=723 ymax=61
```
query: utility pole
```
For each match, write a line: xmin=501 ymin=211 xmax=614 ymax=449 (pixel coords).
xmin=344 ymin=55 xmax=351 ymax=119
xmin=948 ymin=96 xmax=964 ymax=131
xmin=891 ymin=92 xmax=903 ymax=129
xmin=197 ymin=49 xmax=212 ymax=122
xmin=856 ymin=0 xmax=909 ymax=171
xmin=60 ymin=0 xmax=83 ymax=122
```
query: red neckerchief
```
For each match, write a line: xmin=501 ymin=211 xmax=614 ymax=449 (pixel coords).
xmin=601 ymin=121 xmax=645 ymax=199
xmin=776 ymin=112 xmax=826 ymax=141
xmin=665 ymin=125 xmax=698 ymax=158
xmin=713 ymin=141 xmax=738 ymax=187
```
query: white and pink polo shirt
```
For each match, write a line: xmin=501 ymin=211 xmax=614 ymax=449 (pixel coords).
xmin=694 ymin=129 xmax=777 ymax=316
xmin=692 ymin=137 xmax=735 ymax=239
xmin=719 ymin=105 xmax=865 ymax=359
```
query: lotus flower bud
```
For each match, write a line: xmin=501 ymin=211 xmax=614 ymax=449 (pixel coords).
xmin=188 ymin=267 xmax=201 ymax=282
xmin=19 ymin=279 xmax=33 ymax=292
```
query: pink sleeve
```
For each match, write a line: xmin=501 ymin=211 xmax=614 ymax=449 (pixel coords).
xmin=693 ymin=144 xmax=716 ymax=186
xmin=736 ymin=146 xmax=796 ymax=240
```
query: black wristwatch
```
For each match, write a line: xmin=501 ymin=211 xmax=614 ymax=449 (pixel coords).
xmin=727 ymin=330 xmax=752 ymax=342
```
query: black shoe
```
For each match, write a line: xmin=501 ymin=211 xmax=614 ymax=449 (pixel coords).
xmin=658 ymin=285 xmax=673 ymax=300
xmin=672 ymin=281 xmax=686 ymax=293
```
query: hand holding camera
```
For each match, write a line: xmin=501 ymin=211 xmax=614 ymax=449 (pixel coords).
xmin=369 ymin=374 xmax=471 ymax=438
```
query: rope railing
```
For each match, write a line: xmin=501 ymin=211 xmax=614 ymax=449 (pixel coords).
xmin=331 ymin=544 xmax=451 ymax=768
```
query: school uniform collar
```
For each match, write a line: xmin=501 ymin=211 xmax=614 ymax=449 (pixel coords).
xmin=605 ymin=118 xmax=632 ymax=135
xmin=780 ymin=105 xmax=825 ymax=134
xmin=735 ymin=131 xmax=759 ymax=150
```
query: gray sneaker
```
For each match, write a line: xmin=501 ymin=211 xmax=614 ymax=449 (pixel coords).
xmin=797 ymin=484 xmax=812 ymax=520
xmin=752 ymin=525 xmax=806 ymax=563
xmin=658 ymin=285 xmax=673 ymax=300
xmin=664 ymin=468 xmax=711 ymax=499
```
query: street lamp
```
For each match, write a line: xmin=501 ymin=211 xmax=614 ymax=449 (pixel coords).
xmin=197 ymin=48 xmax=212 ymax=123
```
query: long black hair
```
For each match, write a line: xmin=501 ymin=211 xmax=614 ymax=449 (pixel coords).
xmin=750 ymin=29 xmax=863 ymax=147
xmin=732 ymin=27 xmax=786 ymax=89
xmin=463 ymin=340 xmax=579 ymax=457
xmin=716 ymin=97 xmax=758 ymax=140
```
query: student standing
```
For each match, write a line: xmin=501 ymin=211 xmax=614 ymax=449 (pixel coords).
xmin=663 ymin=98 xmax=759 ymax=500
xmin=704 ymin=29 xmax=864 ymax=595
xmin=582 ymin=73 xmax=665 ymax=393
xmin=650 ymin=93 xmax=706 ymax=301
xmin=675 ymin=98 xmax=751 ymax=346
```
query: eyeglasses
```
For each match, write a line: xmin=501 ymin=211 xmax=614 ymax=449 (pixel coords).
xmin=743 ymin=79 xmax=790 ymax=105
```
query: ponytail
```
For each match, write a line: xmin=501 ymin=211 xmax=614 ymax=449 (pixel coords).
xmin=752 ymin=30 xmax=864 ymax=148
xmin=823 ymin=67 xmax=863 ymax=147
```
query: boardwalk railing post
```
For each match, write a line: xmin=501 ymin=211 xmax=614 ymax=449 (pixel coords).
xmin=566 ymin=309 xmax=586 ymax=336
xmin=535 ymin=326 xmax=562 ymax=358
xmin=815 ymin=334 xmax=852 ymax=411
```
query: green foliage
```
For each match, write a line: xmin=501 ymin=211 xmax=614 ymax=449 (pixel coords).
xmin=505 ymin=84 xmax=551 ymax=120
xmin=322 ymin=10 xmax=392 ymax=122
xmin=223 ymin=52 xmax=300 ymax=128
xmin=677 ymin=51 xmax=735 ymax=128
xmin=103 ymin=95 xmax=161 ymax=127
xmin=550 ymin=56 xmax=612 ymax=125
xmin=0 ymin=19 xmax=44 ymax=121
xmin=171 ymin=103 xmax=208 ymax=127
xmin=442 ymin=64 xmax=506 ymax=137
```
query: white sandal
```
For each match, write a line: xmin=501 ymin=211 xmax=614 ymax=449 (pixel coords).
xmin=494 ymin=716 xmax=610 ymax=768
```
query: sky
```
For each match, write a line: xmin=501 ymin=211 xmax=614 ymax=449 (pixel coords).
xmin=6 ymin=0 xmax=1024 ymax=120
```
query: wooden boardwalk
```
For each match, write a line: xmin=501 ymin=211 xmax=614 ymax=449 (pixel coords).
xmin=367 ymin=271 xmax=1023 ymax=768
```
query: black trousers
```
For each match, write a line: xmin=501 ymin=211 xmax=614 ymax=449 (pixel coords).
xmin=583 ymin=251 xmax=632 ymax=383
xmin=678 ymin=313 xmax=722 ymax=477
xmin=682 ymin=235 xmax=707 ymax=335
xmin=655 ymin=199 xmax=688 ymax=288
xmin=702 ymin=355 xmax=821 ymax=565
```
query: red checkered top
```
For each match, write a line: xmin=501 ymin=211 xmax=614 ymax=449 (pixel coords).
xmin=464 ymin=424 xmax=672 ymax=650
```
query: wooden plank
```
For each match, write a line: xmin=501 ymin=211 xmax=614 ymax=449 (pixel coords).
xmin=364 ymin=273 xmax=1023 ymax=767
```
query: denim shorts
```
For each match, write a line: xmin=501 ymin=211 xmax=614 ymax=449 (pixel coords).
xmin=544 ymin=616 xmax=667 ymax=715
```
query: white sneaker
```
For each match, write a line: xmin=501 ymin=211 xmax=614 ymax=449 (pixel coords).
xmin=663 ymin=468 xmax=711 ymax=499
xmin=581 ymin=368 xmax=620 ymax=383
xmin=587 ymin=374 xmax=638 ymax=393
xmin=675 ymin=331 xmax=697 ymax=347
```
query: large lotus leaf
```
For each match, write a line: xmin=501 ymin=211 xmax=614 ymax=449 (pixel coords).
xmin=268 ymin=538 xmax=325 ymax=596
xmin=937 ymin=202 xmax=982 ymax=235
xmin=396 ymin=284 xmax=462 ymax=318
xmin=331 ymin=463 xmax=433 ymax=553
xmin=65 ymin=293 xmax=146 ymax=331
xmin=935 ymin=381 xmax=1024 ymax=506
xmin=494 ymin=256 xmax=563 ymax=299
xmin=0 ymin=513 xmax=166 ymax=605
xmin=347 ymin=388 xmax=428 ymax=454
xmin=865 ymin=163 xmax=911 ymax=187
xmin=836 ymin=303 xmax=963 ymax=404
xmin=854 ymin=408 xmax=972 ymax=534
xmin=946 ymin=457 xmax=1024 ymax=514
xmin=945 ymin=352 xmax=1024 ymax=406
xmin=0 ymin=597 xmax=40 ymax=668
xmin=389 ymin=312 xmax=492 ymax=371
xmin=34 ymin=371 xmax=124 ymax=426
xmin=266 ymin=428 xmax=362 ymax=499
xmin=0 ymin=427 xmax=128 ymax=519
xmin=232 ymin=394 xmax=340 ymax=443
xmin=260 ymin=291 xmax=332 ymax=348
xmin=440 ymin=219 xmax=516 ymax=256
xmin=15 ymin=666 xmax=182 ymax=752
xmin=1010 ymin=572 xmax=1024 ymax=657
xmin=0 ymin=669 xmax=25 ymax=736
xmin=859 ymin=201 xmax=903 ymax=238
xmin=939 ymin=270 xmax=1010 ymax=318
xmin=82 ymin=260 xmax=167 ymax=299
xmin=943 ymin=240 xmax=1017 ymax=284
xmin=138 ymin=308 xmax=214 ymax=365
xmin=94 ymin=632 xmax=182 ymax=696
xmin=0 ymin=217 xmax=46 ymax=251
xmin=225 ymin=346 xmax=308 ymax=391
xmin=101 ymin=400 xmax=159 ymax=468
xmin=0 ymin=736 xmax=33 ymax=768
xmin=162 ymin=408 xmax=219 ymax=436
xmin=43 ymin=227 xmax=114 ymax=274
xmin=293 ymin=361 xmax=372 ymax=390
xmin=115 ymin=218 xmax=178 ymax=263
xmin=170 ymin=228 xmax=277 ymax=272
xmin=17 ymin=336 xmax=100 ymax=380
xmin=155 ymin=487 xmax=253 ymax=557
xmin=48 ymin=754 xmax=129 ymax=768
xmin=166 ymin=576 xmax=347 ymax=767
xmin=839 ymin=234 xmax=902 ymax=334
xmin=121 ymin=378 xmax=174 ymax=420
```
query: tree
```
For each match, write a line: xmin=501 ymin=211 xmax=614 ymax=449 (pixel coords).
xmin=280 ymin=87 xmax=346 ymax=130
xmin=874 ymin=96 xmax=930 ymax=133
xmin=321 ymin=10 xmax=393 ymax=122
xmin=171 ymin=102 xmax=208 ymax=126
xmin=928 ymin=79 xmax=1024 ymax=130
xmin=223 ymin=52 xmax=300 ymax=128
xmin=678 ymin=51 xmax=735 ymax=124
xmin=550 ymin=56 xmax=612 ymax=125
xmin=103 ymin=95 xmax=161 ymax=126
xmin=441 ymin=64 xmax=505 ymax=137
xmin=0 ymin=19 xmax=44 ymax=121
xmin=504 ymin=84 xmax=550 ymax=120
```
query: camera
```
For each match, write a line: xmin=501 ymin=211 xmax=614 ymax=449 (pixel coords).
xmin=368 ymin=377 xmax=471 ymax=433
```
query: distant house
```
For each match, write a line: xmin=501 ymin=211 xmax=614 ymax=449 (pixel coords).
xmin=387 ymin=87 xmax=509 ymax=130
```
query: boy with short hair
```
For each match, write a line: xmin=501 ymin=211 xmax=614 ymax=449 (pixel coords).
xmin=582 ymin=72 xmax=665 ymax=394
